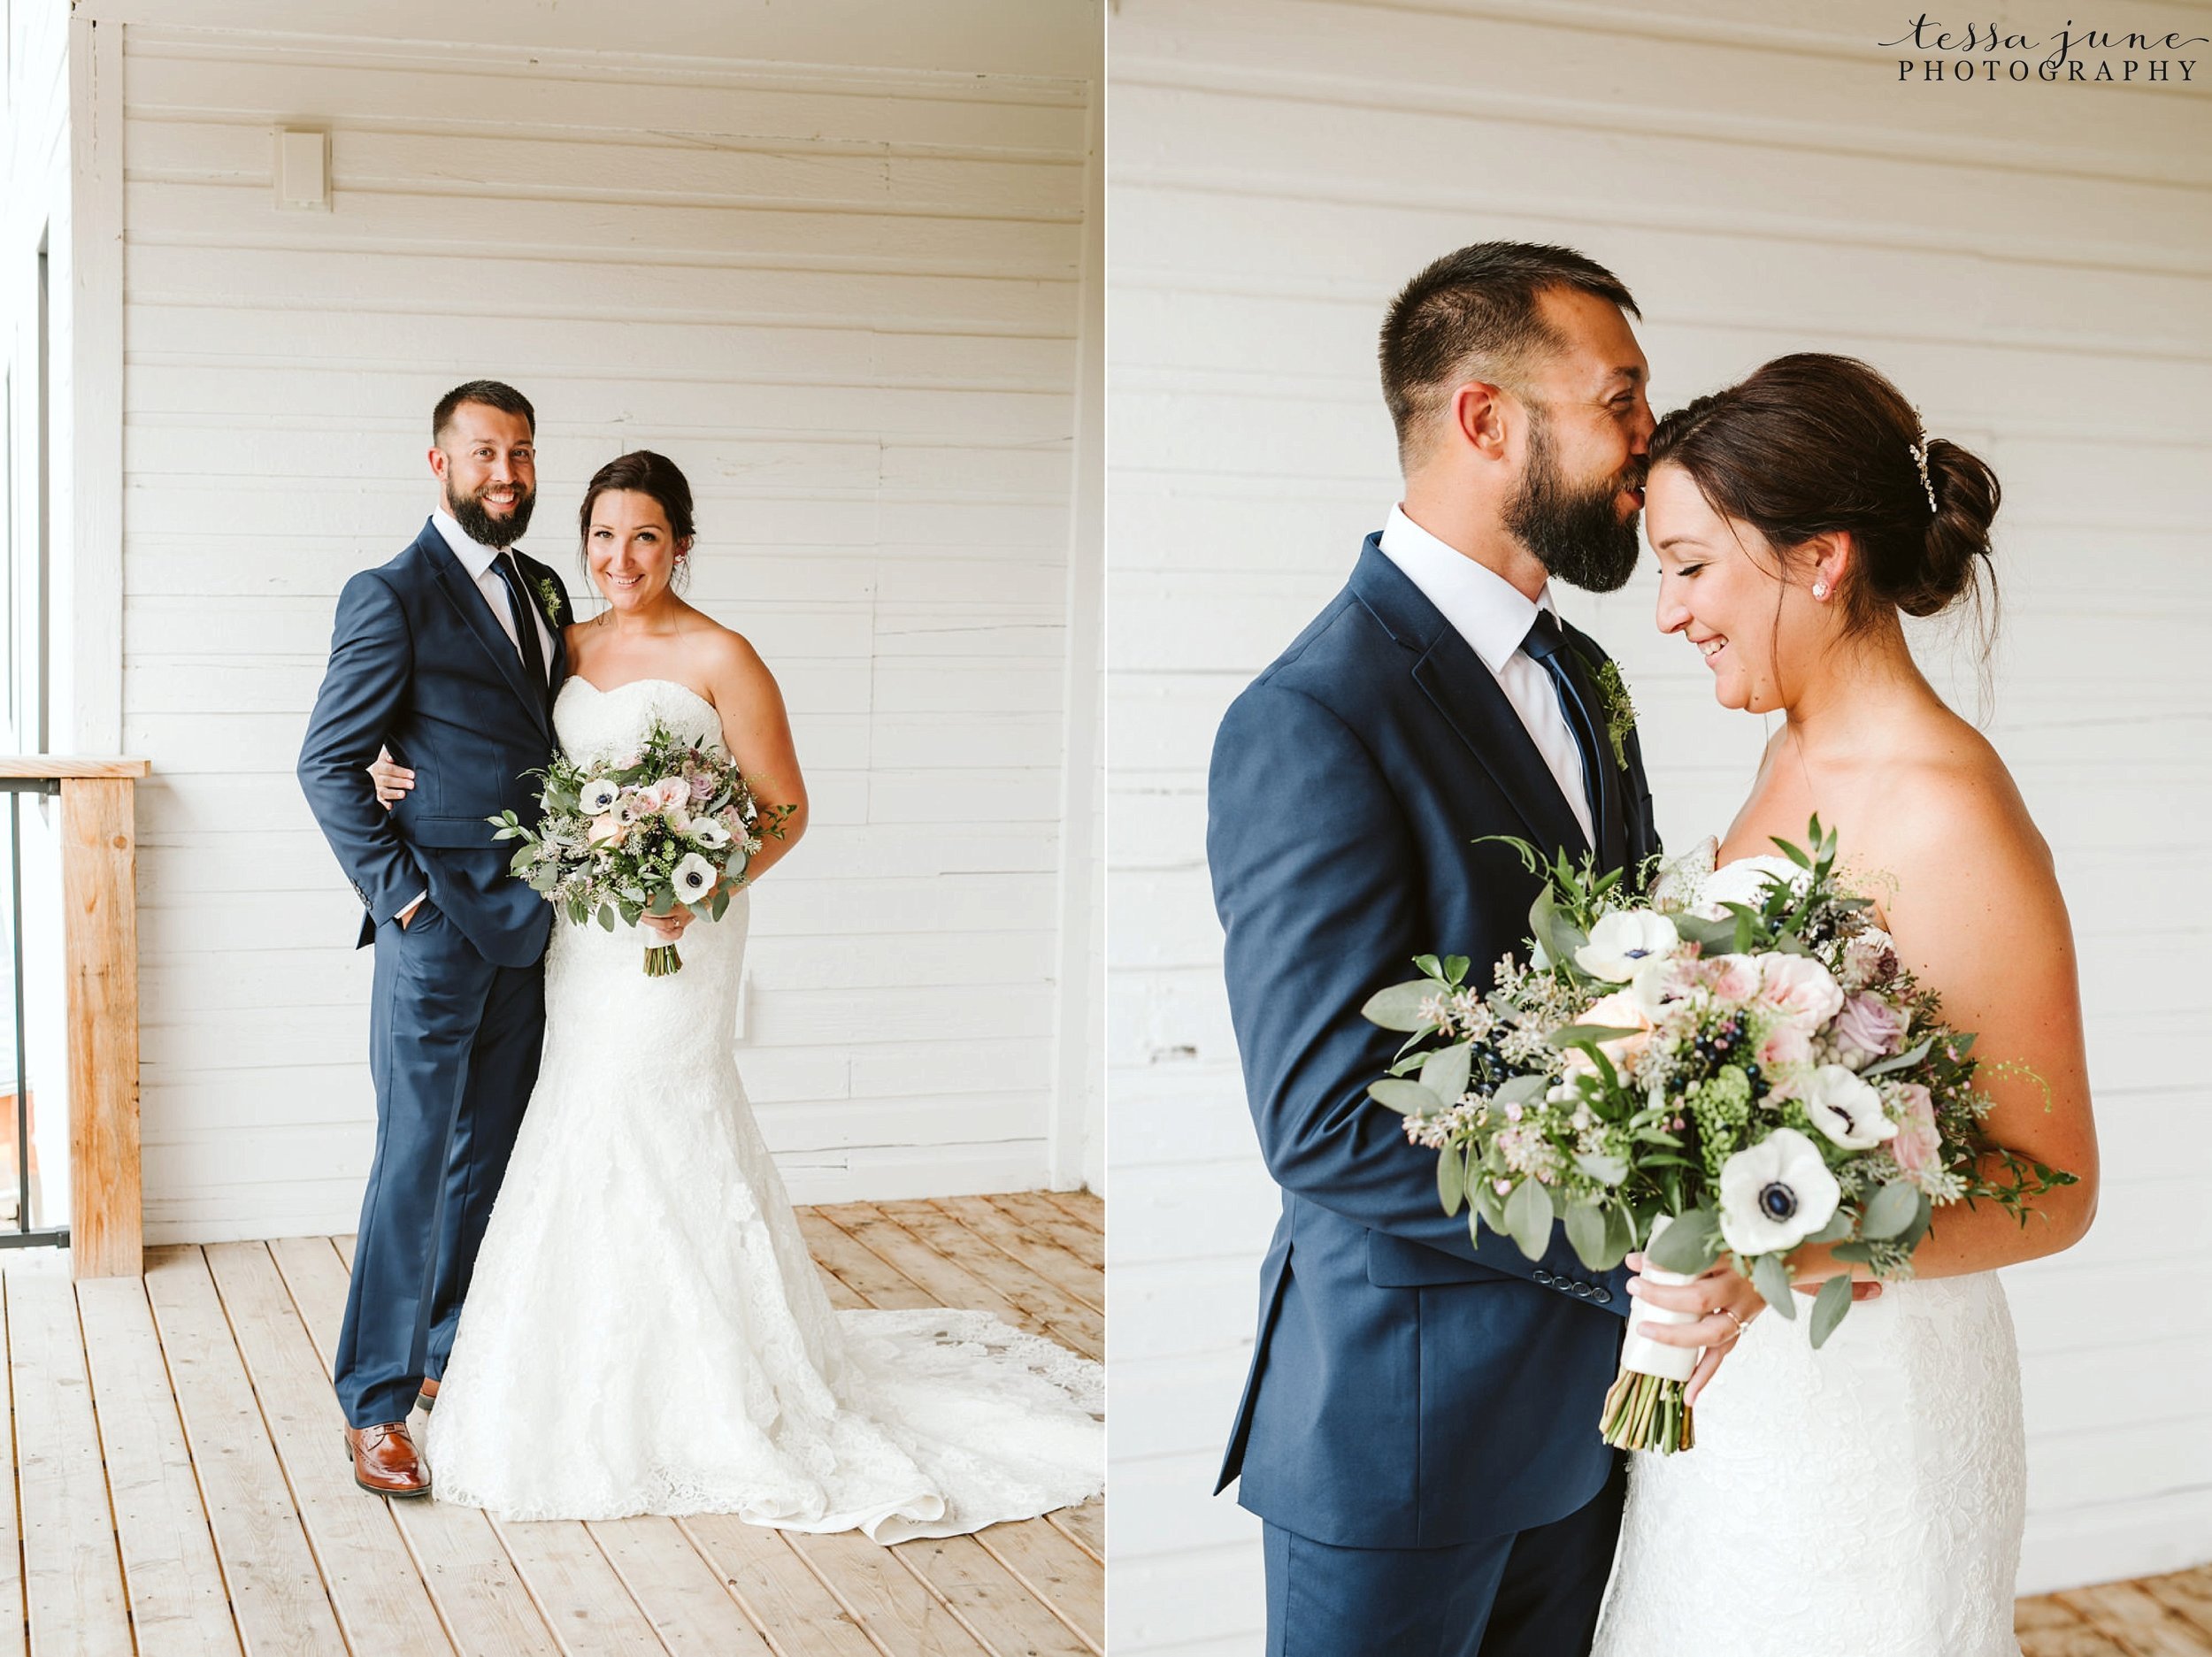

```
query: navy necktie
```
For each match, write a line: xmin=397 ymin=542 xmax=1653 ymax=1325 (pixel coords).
xmin=491 ymin=552 xmax=549 ymax=703
xmin=1521 ymin=610 xmax=1626 ymax=872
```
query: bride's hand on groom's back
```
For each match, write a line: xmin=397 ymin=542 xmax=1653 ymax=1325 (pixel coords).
xmin=1624 ymin=1253 xmax=1882 ymax=1406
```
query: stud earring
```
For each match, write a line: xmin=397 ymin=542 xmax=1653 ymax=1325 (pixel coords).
xmin=1812 ymin=580 xmax=1830 ymax=601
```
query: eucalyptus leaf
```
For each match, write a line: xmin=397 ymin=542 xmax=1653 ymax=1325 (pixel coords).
xmin=1644 ymin=1210 xmax=1720 ymax=1275
xmin=1438 ymin=1148 xmax=1465 ymax=1217
xmin=1809 ymin=1273 xmax=1854 ymax=1348
xmin=1805 ymin=1209 xmax=1855 ymax=1246
xmin=1602 ymin=1202 xmax=1637 ymax=1268
xmin=1564 ymin=1201 xmax=1610 ymax=1271
xmin=596 ymin=904 xmax=616 ymax=932
xmin=1860 ymin=1180 xmax=1922 ymax=1240
xmin=1474 ymin=1176 xmax=1509 ymax=1239
xmin=1751 ymin=1252 xmax=1798 ymax=1319
xmin=1548 ymin=1024 xmax=1643 ymax=1048
xmin=1413 ymin=954 xmax=1444 ymax=979
xmin=1493 ymin=1073 xmax=1548 ymax=1108
xmin=1504 ymin=1178 xmax=1555 ymax=1261
xmin=1828 ymin=1240 xmax=1878 ymax=1264
xmin=1861 ymin=1037 xmax=1935 ymax=1080
xmin=1362 ymin=980 xmax=1438 ymax=1032
xmin=1420 ymin=1043 xmax=1473 ymax=1108
xmin=1574 ymin=1150 xmax=1629 ymax=1186
xmin=1367 ymin=1078 xmax=1442 ymax=1116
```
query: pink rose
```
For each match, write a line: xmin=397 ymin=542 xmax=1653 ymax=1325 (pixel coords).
xmin=1758 ymin=1020 xmax=1812 ymax=1070
xmin=650 ymin=777 xmax=689 ymax=812
xmin=1561 ymin=990 xmax=1655 ymax=1077
xmin=1703 ymin=954 xmax=1761 ymax=1003
xmin=1891 ymin=1083 xmax=1940 ymax=1176
xmin=1834 ymin=993 xmax=1907 ymax=1067
xmin=588 ymin=812 xmax=626 ymax=847
xmin=1757 ymin=955 xmax=1846 ymax=1026
xmin=688 ymin=771 xmax=718 ymax=802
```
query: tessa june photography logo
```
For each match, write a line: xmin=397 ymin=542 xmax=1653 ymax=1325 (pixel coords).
xmin=1884 ymin=14 xmax=2204 ymax=81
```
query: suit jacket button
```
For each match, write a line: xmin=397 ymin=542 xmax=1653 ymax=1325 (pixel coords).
xmin=1532 ymin=1269 xmax=1554 ymax=1285
xmin=1575 ymin=1283 xmax=1595 ymax=1298
xmin=1593 ymin=1287 xmax=1614 ymax=1303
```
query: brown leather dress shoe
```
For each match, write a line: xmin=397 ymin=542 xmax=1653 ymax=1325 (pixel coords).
xmin=417 ymin=1377 xmax=438 ymax=1413
xmin=345 ymin=1421 xmax=431 ymax=1499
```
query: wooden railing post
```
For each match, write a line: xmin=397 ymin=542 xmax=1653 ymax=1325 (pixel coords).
xmin=0 ymin=757 xmax=148 ymax=1279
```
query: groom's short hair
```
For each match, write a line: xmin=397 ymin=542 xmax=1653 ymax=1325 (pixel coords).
xmin=1380 ymin=242 xmax=1638 ymax=464
xmin=433 ymin=380 xmax=536 ymax=445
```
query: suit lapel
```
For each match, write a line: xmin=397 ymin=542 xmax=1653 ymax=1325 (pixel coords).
xmin=1412 ymin=630 xmax=1591 ymax=859
xmin=420 ymin=522 xmax=554 ymax=742
xmin=518 ymin=549 xmax=572 ymax=696
xmin=1349 ymin=537 xmax=1590 ymax=859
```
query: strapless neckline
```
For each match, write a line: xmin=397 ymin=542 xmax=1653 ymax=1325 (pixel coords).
xmin=560 ymin=675 xmax=718 ymax=719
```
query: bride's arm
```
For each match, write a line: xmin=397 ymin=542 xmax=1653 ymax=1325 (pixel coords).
xmin=1798 ymin=779 xmax=2099 ymax=1282
xmin=704 ymin=629 xmax=810 ymax=886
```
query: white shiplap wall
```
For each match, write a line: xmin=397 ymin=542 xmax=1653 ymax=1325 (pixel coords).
xmin=108 ymin=11 xmax=1102 ymax=1240
xmin=1105 ymin=0 xmax=2212 ymax=1645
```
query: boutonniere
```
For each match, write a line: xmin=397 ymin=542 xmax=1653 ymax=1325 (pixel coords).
xmin=1594 ymin=659 xmax=1637 ymax=768
xmin=534 ymin=574 xmax=566 ymax=629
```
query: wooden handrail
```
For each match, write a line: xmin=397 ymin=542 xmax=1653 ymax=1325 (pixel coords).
xmin=0 ymin=757 xmax=150 ymax=779
xmin=0 ymin=757 xmax=148 ymax=1278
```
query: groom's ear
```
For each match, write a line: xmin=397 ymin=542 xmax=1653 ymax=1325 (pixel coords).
xmin=1447 ymin=380 xmax=1513 ymax=461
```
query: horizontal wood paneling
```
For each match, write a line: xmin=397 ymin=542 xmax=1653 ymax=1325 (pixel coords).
xmin=1105 ymin=0 xmax=2212 ymax=1645
xmin=114 ymin=18 xmax=1098 ymax=1240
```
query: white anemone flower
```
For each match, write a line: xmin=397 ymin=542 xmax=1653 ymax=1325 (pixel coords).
xmin=578 ymin=777 xmax=622 ymax=816
xmin=688 ymin=818 xmax=732 ymax=850
xmin=1574 ymin=910 xmax=1679 ymax=983
xmin=1718 ymin=1127 xmax=1841 ymax=1255
xmin=1800 ymin=1063 xmax=1898 ymax=1150
xmin=671 ymin=853 xmax=718 ymax=903
xmin=1697 ymin=854 xmax=1809 ymax=917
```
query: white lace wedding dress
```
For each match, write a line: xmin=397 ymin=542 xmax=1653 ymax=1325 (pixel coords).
xmin=1593 ymin=840 xmax=2026 ymax=1657
xmin=424 ymin=677 xmax=1102 ymax=1537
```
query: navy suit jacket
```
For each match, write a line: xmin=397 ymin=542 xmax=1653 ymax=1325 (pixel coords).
xmin=1208 ymin=535 xmax=1662 ymax=1550
xmin=298 ymin=519 xmax=572 ymax=969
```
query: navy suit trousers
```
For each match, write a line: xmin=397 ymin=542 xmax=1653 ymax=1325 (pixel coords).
xmin=1263 ymin=1454 xmax=1627 ymax=1657
xmin=334 ymin=897 xmax=543 ymax=1427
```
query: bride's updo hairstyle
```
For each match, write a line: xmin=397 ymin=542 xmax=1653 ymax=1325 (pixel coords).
xmin=578 ymin=449 xmax=698 ymax=595
xmin=1647 ymin=354 xmax=2001 ymax=636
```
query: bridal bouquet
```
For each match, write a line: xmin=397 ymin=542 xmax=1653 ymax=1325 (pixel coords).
xmin=1363 ymin=821 xmax=2073 ymax=1454
xmin=488 ymin=718 xmax=793 ymax=977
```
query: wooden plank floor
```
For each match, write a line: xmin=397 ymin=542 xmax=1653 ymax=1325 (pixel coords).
xmin=2019 ymin=1567 xmax=2212 ymax=1656
xmin=0 ymin=1191 xmax=1102 ymax=1656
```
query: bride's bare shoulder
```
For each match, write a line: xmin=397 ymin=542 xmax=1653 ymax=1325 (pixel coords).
xmin=1872 ymin=711 xmax=2053 ymax=894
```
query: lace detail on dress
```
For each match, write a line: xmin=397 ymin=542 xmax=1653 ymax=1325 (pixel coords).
xmin=1594 ymin=846 xmax=2026 ymax=1655
xmin=423 ymin=678 xmax=1103 ymax=1537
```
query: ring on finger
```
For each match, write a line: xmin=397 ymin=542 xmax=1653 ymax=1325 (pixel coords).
xmin=1715 ymin=1306 xmax=1747 ymax=1344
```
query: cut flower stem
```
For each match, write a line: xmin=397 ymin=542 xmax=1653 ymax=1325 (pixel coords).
xmin=1601 ymin=1367 xmax=1694 ymax=1454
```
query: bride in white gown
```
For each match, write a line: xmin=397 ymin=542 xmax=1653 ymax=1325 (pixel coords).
xmin=1589 ymin=357 xmax=2098 ymax=1654
xmin=405 ymin=450 xmax=1102 ymax=1537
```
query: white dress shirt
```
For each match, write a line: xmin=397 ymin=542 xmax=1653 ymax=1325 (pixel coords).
xmin=1377 ymin=502 xmax=1595 ymax=847
xmin=395 ymin=513 xmax=557 ymax=925
xmin=432 ymin=510 xmax=556 ymax=678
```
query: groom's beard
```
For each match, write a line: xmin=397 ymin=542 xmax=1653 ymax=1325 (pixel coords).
xmin=1505 ymin=416 xmax=1643 ymax=595
xmin=447 ymin=479 xmax=536 ymax=548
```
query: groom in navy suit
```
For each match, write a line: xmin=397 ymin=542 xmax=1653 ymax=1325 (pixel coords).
xmin=298 ymin=380 xmax=574 ymax=1497
xmin=1208 ymin=245 xmax=1664 ymax=1654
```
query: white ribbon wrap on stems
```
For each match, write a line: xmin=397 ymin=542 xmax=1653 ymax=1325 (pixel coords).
xmin=1617 ymin=1213 xmax=1703 ymax=1384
